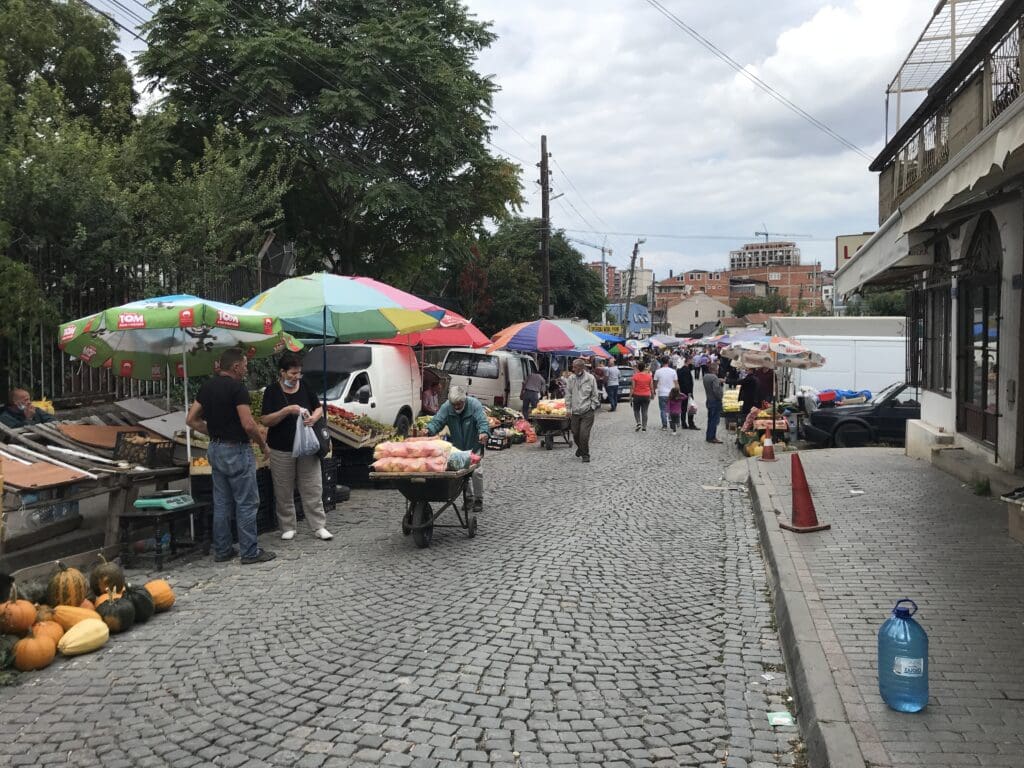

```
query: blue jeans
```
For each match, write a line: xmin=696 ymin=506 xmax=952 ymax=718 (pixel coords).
xmin=207 ymin=441 xmax=260 ymax=559
xmin=606 ymin=385 xmax=619 ymax=410
xmin=658 ymin=395 xmax=671 ymax=428
xmin=706 ymin=400 xmax=722 ymax=441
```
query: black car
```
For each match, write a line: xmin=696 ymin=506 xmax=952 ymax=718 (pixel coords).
xmin=802 ymin=382 xmax=921 ymax=448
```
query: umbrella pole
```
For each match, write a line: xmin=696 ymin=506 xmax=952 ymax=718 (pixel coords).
xmin=165 ymin=364 xmax=171 ymax=412
xmin=182 ymin=347 xmax=194 ymax=539
xmin=322 ymin=306 xmax=328 ymax=408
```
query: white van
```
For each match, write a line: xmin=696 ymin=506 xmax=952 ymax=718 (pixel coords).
xmin=441 ymin=348 xmax=539 ymax=411
xmin=302 ymin=344 xmax=421 ymax=434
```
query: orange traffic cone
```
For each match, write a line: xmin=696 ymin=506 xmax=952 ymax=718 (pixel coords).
xmin=780 ymin=453 xmax=831 ymax=533
xmin=760 ymin=435 xmax=777 ymax=462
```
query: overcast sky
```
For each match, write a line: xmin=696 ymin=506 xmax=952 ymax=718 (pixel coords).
xmin=464 ymin=0 xmax=930 ymax=278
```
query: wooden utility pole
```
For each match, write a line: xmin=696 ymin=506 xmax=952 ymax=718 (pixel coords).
xmin=540 ymin=135 xmax=551 ymax=317
xmin=622 ymin=238 xmax=644 ymax=337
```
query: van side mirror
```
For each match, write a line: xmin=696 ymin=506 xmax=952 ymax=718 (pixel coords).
xmin=357 ymin=386 xmax=371 ymax=404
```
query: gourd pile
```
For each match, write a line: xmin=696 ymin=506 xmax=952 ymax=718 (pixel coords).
xmin=0 ymin=557 xmax=176 ymax=675
xmin=532 ymin=399 xmax=567 ymax=416
xmin=370 ymin=437 xmax=481 ymax=473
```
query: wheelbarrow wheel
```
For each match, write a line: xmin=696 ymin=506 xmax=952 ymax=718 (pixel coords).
xmin=401 ymin=507 xmax=412 ymax=536
xmin=544 ymin=433 xmax=553 ymax=450
xmin=467 ymin=513 xmax=477 ymax=538
xmin=411 ymin=500 xmax=433 ymax=548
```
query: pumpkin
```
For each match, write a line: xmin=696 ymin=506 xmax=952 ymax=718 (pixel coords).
xmin=31 ymin=620 xmax=64 ymax=646
xmin=93 ymin=588 xmax=122 ymax=608
xmin=0 ymin=633 xmax=20 ymax=670
xmin=53 ymin=605 xmax=102 ymax=631
xmin=124 ymin=584 xmax=155 ymax=624
xmin=0 ymin=587 xmax=37 ymax=636
xmin=13 ymin=630 xmax=57 ymax=671
xmin=96 ymin=590 xmax=135 ymax=634
xmin=47 ymin=562 xmax=89 ymax=607
xmin=57 ymin=618 xmax=109 ymax=656
xmin=144 ymin=579 xmax=175 ymax=612
xmin=79 ymin=598 xmax=95 ymax=611
xmin=89 ymin=555 xmax=125 ymax=596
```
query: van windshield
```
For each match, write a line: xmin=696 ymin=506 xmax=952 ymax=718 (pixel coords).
xmin=443 ymin=352 xmax=500 ymax=379
xmin=301 ymin=371 xmax=351 ymax=401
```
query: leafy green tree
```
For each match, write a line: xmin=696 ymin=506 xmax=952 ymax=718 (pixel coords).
xmin=846 ymin=289 xmax=907 ymax=316
xmin=138 ymin=0 xmax=523 ymax=277
xmin=733 ymin=294 xmax=790 ymax=317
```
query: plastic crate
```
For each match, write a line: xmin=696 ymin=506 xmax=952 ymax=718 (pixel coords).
xmin=114 ymin=431 xmax=175 ymax=467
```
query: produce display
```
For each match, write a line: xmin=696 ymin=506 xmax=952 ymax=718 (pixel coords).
xmin=532 ymin=399 xmax=567 ymax=417
xmin=370 ymin=437 xmax=481 ymax=473
xmin=326 ymin=404 xmax=396 ymax=444
xmin=248 ymin=388 xmax=264 ymax=419
xmin=723 ymin=389 xmax=741 ymax=414
xmin=0 ymin=559 xmax=179 ymax=678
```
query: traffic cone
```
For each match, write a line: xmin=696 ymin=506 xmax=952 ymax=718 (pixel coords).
xmin=780 ymin=453 xmax=831 ymax=533
xmin=760 ymin=435 xmax=777 ymax=462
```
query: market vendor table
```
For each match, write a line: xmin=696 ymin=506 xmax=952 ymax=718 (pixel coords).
xmin=116 ymin=499 xmax=212 ymax=569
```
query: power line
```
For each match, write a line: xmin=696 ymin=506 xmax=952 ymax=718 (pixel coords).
xmin=551 ymin=157 xmax=612 ymax=230
xmin=557 ymin=228 xmax=832 ymax=242
xmin=640 ymin=0 xmax=872 ymax=161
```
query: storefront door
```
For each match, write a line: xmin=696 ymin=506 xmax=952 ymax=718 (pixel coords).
xmin=956 ymin=214 xmax=1001 ymax=447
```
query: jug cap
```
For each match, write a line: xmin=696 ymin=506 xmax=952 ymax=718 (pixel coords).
xmin=893 ymin=598 xmax=918 ymax=619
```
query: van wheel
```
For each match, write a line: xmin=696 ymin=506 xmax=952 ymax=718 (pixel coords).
xmin=394 ymin=412 xmax=411 ymax=437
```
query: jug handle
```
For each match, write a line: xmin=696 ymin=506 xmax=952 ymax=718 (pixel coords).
xmin=894 ymin=598 xmax=918 ymax=615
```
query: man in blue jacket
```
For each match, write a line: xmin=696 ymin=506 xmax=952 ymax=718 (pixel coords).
xmin=425 ymin=386 xmax=490 ymax=512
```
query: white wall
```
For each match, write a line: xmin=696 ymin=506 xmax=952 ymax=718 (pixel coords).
xmin=791 ymin=336 xmax=905 ymax=394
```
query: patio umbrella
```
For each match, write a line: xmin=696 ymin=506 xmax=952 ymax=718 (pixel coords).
xmin=487 ymin=319 xmax=609 ymax=355
xmin=607 ymin=343 xmax=631 ymax=357
xmin=245 ymin=273 xmax=450 ymax=342
xmin=59 ymin=294 xmax=301 ymax=465
xmin=374 ymin=309 xmax=488 ymax=348
xmin=649 ymin=334 xmax=682 ymax=347
xmin=594 ymin=331 xmax=625 ymax=343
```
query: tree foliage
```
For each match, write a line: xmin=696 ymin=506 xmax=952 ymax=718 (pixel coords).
xmin=138 ymin=0 xmax=523 ymax=277
xmin=733 ymin=294 xmax=790 ymax=317
xmin=845 ymin=289 xmax=907 ymax=316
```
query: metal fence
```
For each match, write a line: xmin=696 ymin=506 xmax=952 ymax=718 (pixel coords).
xmin=2 ymin=247 xmax=290 ymax=405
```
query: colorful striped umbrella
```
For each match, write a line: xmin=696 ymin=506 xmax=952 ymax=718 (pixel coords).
xmin=607 ymin=343 xmax=631 ymax=356
xmin=487 ymin=319 xmax=609 ymax=355
xmin=375 ymin=309 xmax=488 ymax=348
xmin=245 ymin=273 xmax=450 ymax=341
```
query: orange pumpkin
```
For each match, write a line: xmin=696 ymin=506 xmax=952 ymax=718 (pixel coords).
xmin=0 ymin=587 xmax=37 ymax=636
xmin=53 ymin=605 xmax=102 ymax=631
xmin=143 ymin=579 xmax=175 ymax=612
xmin=13 ymin=630 xmax=57 ymax=671
xmin=31 ymin=620 xmax=64 ymax=646
xmin=79 ymin=598 xmax=95 ymax=611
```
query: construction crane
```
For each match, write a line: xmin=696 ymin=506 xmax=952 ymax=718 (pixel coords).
xmin=754 ymin=226 xmax=812 ymax=243
xmin=567 ymin=237 xmax=614 ymax=322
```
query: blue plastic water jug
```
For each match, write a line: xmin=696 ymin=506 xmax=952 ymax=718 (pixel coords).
xmin=878 ymin=598 xmax=928 ymax=712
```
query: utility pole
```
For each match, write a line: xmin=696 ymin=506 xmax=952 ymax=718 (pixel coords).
xmin=539 ymin=135 xmax=551 ymax=318
xmin=622 ymin=238 xmax=645 ymax=338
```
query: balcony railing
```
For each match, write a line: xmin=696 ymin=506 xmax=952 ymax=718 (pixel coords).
xmin=885 ymin=14 xmax=1024 ymax=213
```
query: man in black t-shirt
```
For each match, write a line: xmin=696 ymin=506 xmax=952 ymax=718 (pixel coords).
xmin=187 ymin=348 xmax=275 ymax=564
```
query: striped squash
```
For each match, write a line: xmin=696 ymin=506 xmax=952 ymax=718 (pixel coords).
xmin=47 ymin=562 xmax=88 ymax=607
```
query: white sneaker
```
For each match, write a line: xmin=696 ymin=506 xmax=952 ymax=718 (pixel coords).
xmin=314 ymin=527 xmax=334 ymax=540
xmin=281 ymin=530 xmax=296 ymax=541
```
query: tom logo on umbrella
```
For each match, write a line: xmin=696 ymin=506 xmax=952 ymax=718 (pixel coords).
xmin=150 ymin=364 xmax=164 ymax=380
xmin=216 ymin=309 xmax=240 ymax=328
xmin=263 ymin=317 xmax=274 ymax=334
xmin=175 ymin=362 xmax=186 ymax=378
xmin=60 ymin=325 xmax=77 ymax=344
xmin=178 ymin=308 xmax=195 ymax=327
xmin=120 ymin=360 xmax=135 ymax=377
xmin=79 ymin=344 xmax=98 ymax=362
xmin=117 ymin=312 xmax=146 ymax=329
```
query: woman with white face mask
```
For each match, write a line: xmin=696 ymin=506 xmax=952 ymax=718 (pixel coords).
xmin=260 ymin=352 xmax=333 ymax=541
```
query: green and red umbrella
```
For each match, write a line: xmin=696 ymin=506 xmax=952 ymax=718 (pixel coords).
xmin=59 ymin=294 xmax=301 ymax=380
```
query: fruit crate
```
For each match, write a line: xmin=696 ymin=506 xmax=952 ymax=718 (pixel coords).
xmin=114 ymin=431 xmax=175 ymax=467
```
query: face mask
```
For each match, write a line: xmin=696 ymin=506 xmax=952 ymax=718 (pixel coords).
xmin=16 ymin=403 xmax=26 ymax=412
xmin=281 ymin=378 xmax=299 ymax=392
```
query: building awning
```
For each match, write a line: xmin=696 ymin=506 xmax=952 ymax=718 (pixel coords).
xmin=835 ymin=211 xmax=918 ymax=297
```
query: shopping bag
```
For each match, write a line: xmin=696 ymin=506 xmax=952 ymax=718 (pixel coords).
xmin=292 ymin=411 xmax=321 ymax=457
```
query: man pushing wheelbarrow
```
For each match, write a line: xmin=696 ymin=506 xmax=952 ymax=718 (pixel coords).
xmin=421 ymin=386 xmax=490 ymax=513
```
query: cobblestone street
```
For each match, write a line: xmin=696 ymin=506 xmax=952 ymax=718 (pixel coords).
xmin=1 ymin=402 xmax=800 ymax=768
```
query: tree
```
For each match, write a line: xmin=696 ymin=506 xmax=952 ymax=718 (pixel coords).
xmin=733 ymin=294 xmax=790 ymax=317
xmin=138 ymin=0 xmax=523 ymax=277
xmin=846 ymin=289 xmax=907 ymax=316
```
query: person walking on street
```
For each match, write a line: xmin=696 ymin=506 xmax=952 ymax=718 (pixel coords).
xmin=653 ymin=358 xmax=678 ymax=430
xmin=565 ymin=358 xmax=600 ymax=462
xmin=676 ymin=359 xmax=698 ymax=429
xmin=424 ymin=386 xmax=490 ymax=511
xmin=260 ymin=352 xmax=334 ymax=543
xmin=187 ymin=348 xmax=276 ymax=564
xmin=667 ymin=385 xmax=685 ymax=434
xmin=703 ymin=361 xmax=725 ymax=443
xmin=630 ymin=361 xmax=653 ymax=431
xmin=520 ymin=369 xmax=546 ymax=418
xmin=604 ymin=361 xmax=620 ymax=411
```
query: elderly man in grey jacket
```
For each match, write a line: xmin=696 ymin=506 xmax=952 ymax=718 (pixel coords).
xmin=703 ymin=361 xmax=725 ymax=443
xmin=565 ymin=358 xmax=601 ymax=463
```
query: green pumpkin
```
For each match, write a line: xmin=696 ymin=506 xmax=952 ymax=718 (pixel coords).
xmin=16 ymin=579 xmax=48 ymax=605
xmin=123 ymin=584 xmax=155 ymax=624
xmin=96 ymin=593 xmax=135 ymax=634
xmin=0 ymin=633 xmax=20 ymax=670
xmin=89 ymin=555 xmax=125 ymax=597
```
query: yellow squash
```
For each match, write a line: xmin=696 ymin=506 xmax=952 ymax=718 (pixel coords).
xmin=57 ymin=618 xmax=109 ymax=656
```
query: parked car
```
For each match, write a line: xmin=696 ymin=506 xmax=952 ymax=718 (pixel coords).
xmin=802 ymin=382 xmax=921 ymax=448
xmin=441 ymin=348 xmax=539 ymax=411
xmin=604 ymin=365 xmax=635 ymax=402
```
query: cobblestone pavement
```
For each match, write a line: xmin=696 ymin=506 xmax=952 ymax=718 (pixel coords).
xmin=1 ymin=400 xmax=801 ymax=768
xmin=751 ymin=448 xmax=1024 ymax=768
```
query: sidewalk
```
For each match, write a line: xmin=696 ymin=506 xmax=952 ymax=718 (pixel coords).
xmin=744 ymin=447 xmax=1024 ymax=768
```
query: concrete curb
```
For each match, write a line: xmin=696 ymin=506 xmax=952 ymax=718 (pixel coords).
xmin=737 ymin=456 xmax=867 ymax=768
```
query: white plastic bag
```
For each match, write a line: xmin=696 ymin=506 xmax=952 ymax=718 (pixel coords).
xmin=292 ymin=410 xmax=320 ymax=457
